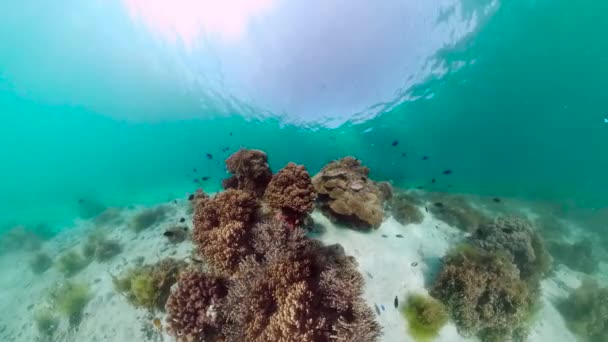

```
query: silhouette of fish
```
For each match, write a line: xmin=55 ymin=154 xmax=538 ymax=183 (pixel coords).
xmin=431 ymin=178 xmax=436 ymax=184
xmin=179 ymin=217 xmax=185 ymax=223
xmin=229 ymin=132 xmax=233 ymax=136
xmin=193 ymin=168 xmax=197 ymax=172
xmin=416 ymin=186 xmax=424 ymax=189
xmin=374 ymin=304 xmax=381 ymax=316
xmin=395 ymin=234 xmax=404 ymax=238
xmin=434 ymin=202 xmax=444 ymax=208
xmin=394 ymin=296 xmax=398 ymax=308
xmin=493 ymin=197 xmax=501 ymax=203
xmin=188 ymin=194 xmax=194 ymax=201
xmin=391 ymin=140 xmax=399 ymax=147
xmin=201 ymin=177 xmax=210 ymax=181
xmin=206 ymin=153 xmax=213 ymax=159
xmin=401 ymin=153 xmax=407 ymax=157
xmin=422 ymin=156 xmax=429 ymax=160
xmin=193 ymin=179 xmax=199 ymax=183
xmin=443 ymin=169 xmax=452 ymax=175
xmin=78 ymin=198 xmax=85 ymax=204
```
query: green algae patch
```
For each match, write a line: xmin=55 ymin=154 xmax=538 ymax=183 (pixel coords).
xmin=402 ymin=294 xmax=448 ymax=342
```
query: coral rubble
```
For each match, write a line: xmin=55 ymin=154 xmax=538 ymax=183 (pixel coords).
xmin=312 ymin=157 xmax=392 ymax=229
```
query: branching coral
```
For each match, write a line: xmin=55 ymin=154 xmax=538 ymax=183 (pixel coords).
xmin=113 ymin=258 xmax=186 ymax=312
xmin=472 ymin=217 xmax=552 ymax=287
xmin=223 ymin=148 xmax=273 ymax=196
xmin=263 ymin=162 xmax=316 ymax=226
xmin=390 ymin=192 xmax=424 ymax=226
xmin=431 ymin=245 xmax=532 ymax=340
xmin=402 ymin=294 xmax=448 ymax=342
xmin=557 ymin=279 xmax=608 ymax=340
xmin=312 ymin=157 xmax=392 ymax=229
xmin=165 ymin=270 xmax=228 ymax=341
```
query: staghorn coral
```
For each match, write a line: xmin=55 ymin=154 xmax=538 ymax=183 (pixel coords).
xmin=390 ymin=192 xmax=424 ymax=226
xmin=312 ymin=157 xmax=392 ymax=229
xmin=402 ymin=294 xmax=449 ymax=342
xmin=264 ymin=162 xmax=316 ymax=226
xmin=431 ymin=245 xmax=533 ymax=340
xmin=223 ymin=148 xmax=273 ymax=196
xmin=113 ymin=258 xmax=186 ymax=312
xmin=428 ymin=194 xmax=489 ymax=232
xmin=472 ymin=217 xmax=552 ymax=286
xmin=557 ymin=279 xmax=608 ymax=341
xmin=165 ymin=270 xmax=228 ymax=341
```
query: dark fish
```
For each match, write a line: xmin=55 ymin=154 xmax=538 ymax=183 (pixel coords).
xmin=434 ymin=202 xmax=443 ymax=208
xmin=395 ymin=234 xmax=404 ymax=238
xmin=163 ymin=231 xmax=175 ymax=238
xmin=188 ymin=194 xmax=195 ymax=201
xmin=201 ymin=177 xmax=210 ymax=181
xmin=431 ymin=178 xmax=436 ymax=184
xmin=366 ymin=271 xmax=374 ymax=279
xmin=401 ymin=153 xmax=407 ymax=157
xmin=173 ymin=200 xmax=177 ymax=204
xmin=381 ymin=234 xmax=388 ymax=238
xmin=329 ymin=136 xmax=336 ymax=141
xmin=416 ymin=186 xmax=424 ymax=189
xmin=229 ymin=132 xmax=233 ymax=136
xmin=447 ymin=184 xmax=453 ymax=188
xmin=411 ymin=262 xmax=418 ymax=267
xmin=391 ymin=140 xmax=399 ymax=147
xmin=193 ymin=168 xmax=197 ymax=172
xmin=394 ymin=296 xmax=398 ymax=308
xmin=422 ymin=156 xmax=429 ymax=160
xmin=193 ymin=179 xmax=199 ymax=183
xmin=206 ymin=153 xmax=213 ymax=159
xmin=442 ymin=169 xmax=452 ymax=175
xmin=425 ymin=206 xmax=428 ymax=212
xmin=374 ymin=304 xmax=381 ymax=316
xmin=493 ymin=197 xmax=501 ymax=203
xmin=381 ymin=304 xmax=385 ymax=311
xmin=179 ymin=218 xmax=185 ymax=223
xmin=78 ymin=198 xmax=85 ymax=204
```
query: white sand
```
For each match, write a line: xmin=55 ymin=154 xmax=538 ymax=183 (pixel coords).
xmin=0 ymin=199 xmax=586 ymax=342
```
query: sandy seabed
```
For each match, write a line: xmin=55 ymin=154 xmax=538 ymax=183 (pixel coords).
xmin=0 ymin=196 xmax=589 ymax=342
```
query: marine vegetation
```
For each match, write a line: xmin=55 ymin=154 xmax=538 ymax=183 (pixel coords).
xmin=312 ymin=157 xmax=392 ymax=230
xmin=56 ymin=250 xmax=91 ymax=277
xmin=471 ymin=216 xmax=552 ymax=290
xmin=390 ymin=192 xmax=424 ymax=226
xmin=93 ymin=207 xmax=124 ymax=227
xmin=166 ymin=149 xmax=381 ymax=342
xmin=431 ymin=244 xmax=534 ymax=341
xmin=29 ymin=251 xmax=53 ymax=274
xmin=427 ymin=194 xmax=489 ymax=232
xmin=51 ymin=281 xmax=92 ymax=326
xmin=548 ymin=238 xmax=598 ymax=274
xmin=402 ymin=293 xmax=448 ymax=342
xmin=34 ymin=309 xmax=59 ymax=336
xmin=82 ymin=231 xmax=123 ymax=262
xmin=113 ymin=258 xmax=186 ymax=311
xmin=557 ymin=279 xmax=608 ymax=341
xmin=0 ymin=225 xmax=43 ymax=253
xmin=131 ymin=205 xmax=171 ymax=233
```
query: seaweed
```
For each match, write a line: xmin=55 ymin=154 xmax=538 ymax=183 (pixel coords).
xmin=557 ymin=279 xmax=608 ymax=341
xmin=390 ymin=192 xmax=424 ymax=226
xmin=34 ymin=309 xmax=59 ymax=336
xmin=402 ymin=294 xmax=448 ymax=342
xmin=56 ymin=250 xmax=91 ymax=277
xmin=82 ymin=231 xmax=122 ymax=262
xmin=51 ymin=281 xmax=92 ymax=326
xmin=548 ymin=238 xmax=598 ymax=274
xmin=113 ymin=258 xmax=186 ymax=312
xmin=0 ymin=225 xmax=43 ymax=253
xmin=29 ymin=252 xmax=53 ymax=274
xmin=131 ymin=206 xmax=171 ymax=233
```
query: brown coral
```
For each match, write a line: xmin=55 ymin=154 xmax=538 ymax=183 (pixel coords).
xmin=313 ymin=157 xmax=392 ymax=229
xmin=431 ymin=245 xmax=532 ymax=340
xmin=223 ymin=148 xmax=273 ymax=196
xmin=165 ymin=270 xmax=228 ymax=342
xmin=264 ymin=162 xmax=316 ymax=226
xmin=193 ymin=189 xmax=258 ymax=232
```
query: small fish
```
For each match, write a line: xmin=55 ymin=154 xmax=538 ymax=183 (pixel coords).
xmin=425 ymin=206 xmax=428 ymax=212
xmin=431 ymin=178 xmax=436 ymax=184
xmin=434 ymin=202 xmax=444 ymax=208
xmin=493 ymin=197 xmax=501 ymax=203
xmin=173 ymin=200 xmax=177 ymax=204
xmin=193 ymin=179 xmax=199 ymax=183
xmin=366 ymin=271 xmax=374 ymax=279
xmin=188 ymin=194 xmax=195 ymax=201
xmin=374 ymin=304 xmax=381 ymax=316
xmin=391 ymin=140 xmax=399 ymax=147
xmin=381 ymin=304 xmax=386 ymax=311
xmin=395 ymin=234 xmax=404 ymax=238
xmin=416 ymin=186 xmax=424 ymax=189
xmin=163 ymin=231 xmax=176 ymax=238
xmin=447 ymin=184 xmax=453 ymax=188
xmin=152 ymin=317 xmax=162 ymax=331
xmin=78 ymin=198 xmax=85 ymax=204
xmin=206 ymin=153 xmax=213 ymax=159
xmin=229 ymin=132 xmax=233 ymax=136
xmin=193 ymin=168 xmax=197 ymax=172
xmin=442 ymin=169 xmax=452 ymax=175
xmin=381 ymin=234 xmax=388 ymax=238
xmin=394 ymin=296 xmax=399 ymax=308
xmin=421 ymin=156 xmax=429 ymax=160
xmin=411 ymin=262 xmax=418 ymax=267
xmin=401 ymin=152 xmax=407 ymax=157
xmin=329 ymin=136 xmax=336 ymax=141
xmin=179 ymin=217 xmax=185 ymax=223
xmin=201 ymin=176 xmax=210 ymax=181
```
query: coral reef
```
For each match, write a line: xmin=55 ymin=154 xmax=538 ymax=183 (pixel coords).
xmin=557 ymin=279 xmax=608 ymax=341
xmin=402 ymin=294 xmax=448 ymax=342
xmin=131 ymin=205 xmax=171 ymax=232
xmin=82 ymin=231 xmax=122 ymax=262
xmin=163 ymin=225 xmax=189 ymax=243
xmin=34 ymin=309 xmax=59 ymax=336
xmin=113 ymin=258 xmax=186 ymax=311
xmin=312 ymin=157 xmax=392 ymax=229
xmin=56 ymin=250 xmax=91 ymax=277
xmin=30 ymin=252 xmax=53 ymax=274
xmin=50 ymin=281 xmax=92 ymax=326
xmin=428 ymin=194 xmax=489 ymax=232
xmin=431 ymin=245 xmax=533 ymax=340
xmin=263 ymin=162 xmax=316 ymax=226
xmin=471 ymin=217 xmax=552 ymax=287
xmin=223 ymin=148 xmax=273 ymax=196
xmin=548 ymin=239 xmax=598 ymax=274
xmin=390 ymin=192 xmax=424 ymax=226
xmin=165 ymin=270 xmax=228 ymax=341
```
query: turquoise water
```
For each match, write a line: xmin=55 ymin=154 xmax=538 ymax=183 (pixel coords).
xmin=1 ymin=0 xmax=608 ymax=341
